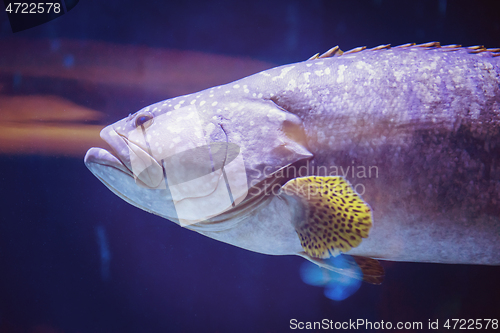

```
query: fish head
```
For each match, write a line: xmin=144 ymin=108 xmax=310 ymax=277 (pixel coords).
xmin=85 ymin=81 xmax=313 ymax=227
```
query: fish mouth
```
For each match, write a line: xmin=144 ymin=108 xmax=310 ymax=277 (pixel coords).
xmin=84 ymin=146 xmax=133 ymax=180
xmin=84 ymin=146 xmax=142 ymax=212
xmin=84 ymin=128 xmax=178 ymax=222
xmin=88 ymin=124 xmax=169 ymax=188
xmin=84 ymin=124 xmax=135 ymax=182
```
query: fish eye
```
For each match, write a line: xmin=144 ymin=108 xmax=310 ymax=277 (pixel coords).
xmin=135 ymin=112 xmax=154 ymax=128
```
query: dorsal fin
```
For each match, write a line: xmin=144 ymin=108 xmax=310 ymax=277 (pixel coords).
xmin=343 ymin=46 xmax=366 ymax=55
xmin=307 ymin=53 xmax=320 ymax=60
xmin=319 ymin=45 xmax=343 ymax=58
xmin=411 ymin=41 xmax=441 ymax=48
xmin=307 ymin=41 xmax=500 ymax=61
xmin=394 ymin=42 xmax=416 ymax=48
xmin=308 ymin=46 xmax=343 ymax=60
xmin=369 ymin=44 xmax=391 ymax=51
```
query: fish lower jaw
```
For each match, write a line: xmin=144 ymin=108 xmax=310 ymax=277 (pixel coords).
xmin=84 ymin=147 xmax=133 ymax=178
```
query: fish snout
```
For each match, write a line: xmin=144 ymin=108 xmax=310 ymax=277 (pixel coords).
xmin=100 ymin=125 xmax=166 ymax=188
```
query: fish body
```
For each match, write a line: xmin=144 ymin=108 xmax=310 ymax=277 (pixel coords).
xmin=85 ymin=43 xmax=500 ymax=271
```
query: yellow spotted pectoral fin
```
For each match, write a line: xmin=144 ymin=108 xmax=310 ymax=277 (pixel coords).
xmin=282 ymin=176 xmax=373 ymax=258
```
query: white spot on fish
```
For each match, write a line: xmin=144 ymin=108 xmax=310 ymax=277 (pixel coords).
xmin=286 ymin=79 xmax=297 ymax=91
xmin=267 ymin=108 xmax=286 ymax=122
xmin=470 ymin=102 xmax=481 ymax=119
xmin=174 ymin=104 xmax=181 ymax=109
xmin=394 ymin=70 xmax=404 ymax=82
xmin=336 ymin=64 xmax=347 ymax=83
xmin=315 ymin=61 xmax=324 ymax=65
xmin=324 ymin=67 xmax=331 ymax=75
xmin=190 ymin=99 xmax=196 ymax=105
xmin=225 ymin=90 xmax=231 ymax=94
xmin=233 ymin=84 xmax=240 ymax=89
xmin=205 ymin=123 xmax=215 ymax=136
xmin=167 ymin=126 xmax=183 ymax=133
xmin=272 ymin=66 xmax=295 ymax=81
xmin=257 ymin=93 xmax=263 ymax=98
xmin=303 ymin=72 xmax=311 ymax=82
xmin=355 ymin=61 xmax=366 ymax=69
xmin=212 ymin=101 xmax=218 ymax=106
xmin=200 ymin=101 xmax=206 ymax=106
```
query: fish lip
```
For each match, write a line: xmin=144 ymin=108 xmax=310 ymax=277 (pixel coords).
xmin=92 ymin=125 xmax=166 ymax=189
xmin=84 ymin=126 xmax=136 ymax=178
xmin=84 ymin=147 xmax=134 ymax=178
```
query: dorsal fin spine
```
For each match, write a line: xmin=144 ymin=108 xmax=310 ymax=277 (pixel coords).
xmin=307 ymin=41 xmax=500 ymax=61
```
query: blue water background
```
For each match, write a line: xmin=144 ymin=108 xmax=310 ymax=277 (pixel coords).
xmin=0 ymin=1 xmax=499 ymax=332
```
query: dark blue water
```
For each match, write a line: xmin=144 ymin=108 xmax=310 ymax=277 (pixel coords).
xmin=1 ymin=1 xmax=499 ymax=332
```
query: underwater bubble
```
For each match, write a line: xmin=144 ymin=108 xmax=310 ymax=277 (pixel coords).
xmin=323 ymin=255 xmax=362 ymax=301
xmin=300 ymin=255 xmax=363 ymax=301
xmin=12 ymin=72 xmax=22 ymax=90
xmin=96 ymin=225 xmax=111 ymax=281
xmin=329 ymin=254 xmax=354 ymax=269
xmin=300 ymin=261 xmax=330 ymax=286
xmin=50 ymin=39 xmax=61 ymax=51
xmin=323 ymin=270 xmax=362 ymax=301
xmin=63 ymin=54 xmax=75 ymax=68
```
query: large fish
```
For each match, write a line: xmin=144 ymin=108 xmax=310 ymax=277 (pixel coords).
xmin=85 ymin=42 xmax=500 ymax=283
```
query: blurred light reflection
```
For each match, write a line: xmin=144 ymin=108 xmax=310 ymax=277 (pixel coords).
xmin=300 ymin=255 xmax=362 ymax=301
